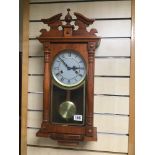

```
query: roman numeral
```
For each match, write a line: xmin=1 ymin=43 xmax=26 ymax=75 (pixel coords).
xmin=74 ymin=78 xmax=77 ymax=81
xmin=56 ymin=60 xmax=60 ymax=63
xmin=78 ymin=74 xmax=83 ymax=77
xmin=54 ymin=67 xmax=59 ymax=70
xmin=68 ymin=52 xmax=71 ymax=57
xmin=56 ymin=72 xmax=60 ymax=76
xmin=61 ymin=77 xmax=64 ymax=81
xmin=61 ymin=54 xmax=65 ymax=58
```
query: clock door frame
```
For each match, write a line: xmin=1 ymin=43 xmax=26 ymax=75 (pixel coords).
xmin=49 ymin=43 xmax=88 ymax=125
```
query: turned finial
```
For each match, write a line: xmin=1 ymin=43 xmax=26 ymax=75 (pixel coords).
xmin=65 ymin=8 xmax=72 ymax=25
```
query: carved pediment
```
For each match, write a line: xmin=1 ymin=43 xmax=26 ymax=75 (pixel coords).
xmin=38 ymin=8 xmax=98 ymax=38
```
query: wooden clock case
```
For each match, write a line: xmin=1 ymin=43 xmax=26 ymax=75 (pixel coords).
xmin=36 ymin=9 xmax=101 ymax=145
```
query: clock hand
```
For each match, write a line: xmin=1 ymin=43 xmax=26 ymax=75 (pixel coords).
xmin=59 ymin=58 xmax=84 ymax=72
xmin=74 ymin=67 xmax=84 ymax=70
xmin=69 ymin=66 xmax=84 ymax=71
xmin=59 ymin=58 xmax=78 ymax=71
xmin=59 ymin=57 xmax=69 ymax=69
xmin=67 ymin=66 xmax=84 ymax=76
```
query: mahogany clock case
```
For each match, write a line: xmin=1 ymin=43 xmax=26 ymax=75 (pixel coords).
xmin=36 ymin=9 xmax=101 ymax=144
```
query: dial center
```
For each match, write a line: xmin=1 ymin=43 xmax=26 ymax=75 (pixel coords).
xmin=59 ymin=58 xmax=80 ymax=80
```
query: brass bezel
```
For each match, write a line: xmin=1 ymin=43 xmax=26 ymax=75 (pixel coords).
xmin=51 ymin=49 xmax=87 ymax=90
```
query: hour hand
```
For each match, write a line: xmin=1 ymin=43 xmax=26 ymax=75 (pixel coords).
xmin=71 ymin=66 xmax=84 ymax=70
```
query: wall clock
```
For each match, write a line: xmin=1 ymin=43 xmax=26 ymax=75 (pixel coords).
xmin=36 ymin=9 xmax=101 ymax=145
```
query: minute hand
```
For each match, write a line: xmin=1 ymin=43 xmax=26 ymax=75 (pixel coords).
xmin=59 ymin=57 xmax=69 ymax=68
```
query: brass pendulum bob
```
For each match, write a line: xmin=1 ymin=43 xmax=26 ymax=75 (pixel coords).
xmin=59 ymin=90 xmax=76 ymax=120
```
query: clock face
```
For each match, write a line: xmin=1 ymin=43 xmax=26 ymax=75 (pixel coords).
xmin=52 ymin=50 xmax=86 ymax=89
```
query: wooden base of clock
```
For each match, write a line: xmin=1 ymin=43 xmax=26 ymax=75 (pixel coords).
xmin=36 ymin=127 xmax=97 ymax=145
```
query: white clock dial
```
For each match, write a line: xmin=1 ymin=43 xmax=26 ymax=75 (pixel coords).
xmin=51 ymin=50 xmax=86 ymax=89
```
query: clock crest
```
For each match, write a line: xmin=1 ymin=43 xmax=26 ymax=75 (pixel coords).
xmin=36 ymin=9 xmax=101 ymax=145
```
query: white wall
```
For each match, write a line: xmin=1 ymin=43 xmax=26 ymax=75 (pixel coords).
xmin=27 ymin=0 xmax=131 ymax=155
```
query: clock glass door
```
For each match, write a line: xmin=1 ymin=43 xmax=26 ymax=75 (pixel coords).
xmin=50 ymin=50 xmax=86 ymax=125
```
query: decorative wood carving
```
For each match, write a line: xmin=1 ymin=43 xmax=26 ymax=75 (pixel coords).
xmin=36 ymin=9 xmax=101 ymax=145
xmin=85 ymin=42 xmax=96 ymax=137
xmin=38 ymin=8 xmax=98 ymax=39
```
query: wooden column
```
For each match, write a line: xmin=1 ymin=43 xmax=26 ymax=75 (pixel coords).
xmin=86 ymin=42 xmax=96 ymax=137
xmin=42 ymin=43 xmax=51 ymax=125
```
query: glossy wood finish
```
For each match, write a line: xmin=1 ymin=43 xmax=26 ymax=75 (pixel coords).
xmin=36 ymin=9 xmax=101 ymax=145
xmin=42 ymin=43 xmax=51 ymax=123
xmin=86 ymin=42 xmax=96 ymax=136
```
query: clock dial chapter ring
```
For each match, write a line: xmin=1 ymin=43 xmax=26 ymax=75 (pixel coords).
xmin=59 ymin=101 xmax=76 ymax=120
xmin=51 ymin=50 xmax=87 ymax=90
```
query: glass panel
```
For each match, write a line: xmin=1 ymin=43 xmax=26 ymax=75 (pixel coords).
xmin=51 ymin=84 xmax=85 ymax=125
